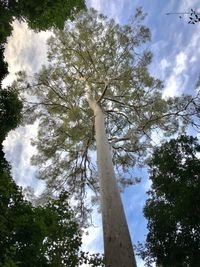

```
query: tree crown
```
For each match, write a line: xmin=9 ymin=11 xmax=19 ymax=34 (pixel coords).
xmin=13 ymin=8 xmax=200 ymax=216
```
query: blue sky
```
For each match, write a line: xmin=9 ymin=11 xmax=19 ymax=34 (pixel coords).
xmin=2 ymin=1 xmax=200 ymax=266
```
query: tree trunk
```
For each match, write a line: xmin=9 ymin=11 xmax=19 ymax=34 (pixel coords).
xmin=92 ymin=102 xmax=137 ymax=267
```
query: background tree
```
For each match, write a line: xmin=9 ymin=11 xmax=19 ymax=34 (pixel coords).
xmin=0 ymin=1 xmax=13 ymax=44
xmin=0 ymin=46 xmax=9 ymax=83
xmin=0 ymin=161 xmax=104 ymax=266
xmin=1 ymin=167 xmax=104 ymax=266
xmin=1 ymin=0 xmax=86 ymax=32
xmin=0 ymin=174 xmax=81 ymax=266
xmin=140 ymin=135 xmax=200 ymax=267
xmin=0 ymin=88 xmax=23 ymax=142
xmin=13 ymin=8 xmax=200 ymax=267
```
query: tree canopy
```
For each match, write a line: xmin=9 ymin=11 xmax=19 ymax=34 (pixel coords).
xmin=1 ymin=0 xmax=86 ymax=32
xmin=140 ymin=135 xmax=200 ymax=266
xmin=0 ymin=180 xmax=82 ymax=266
xmin=0 ymin=88 xmax=23 ymax=142
xmin=13 ymin=8 xmax=200 ymax=217
xmin=0 ymin=164 xmax=104 ymax=266
xmin=0 ymin=46 xmax=9 ymax=83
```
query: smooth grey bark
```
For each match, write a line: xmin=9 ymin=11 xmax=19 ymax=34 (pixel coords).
xmin=89 ymin=97 xmax=137 ymax=267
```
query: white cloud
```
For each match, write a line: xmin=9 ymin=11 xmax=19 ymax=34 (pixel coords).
xmin=174 ymin=52 xmax=187 ymax=75
xmin=163 ymin=71 xmax=188 ymax=98
xmin=160 ymin=58 xmax=171 ymax=70
xmin=3 ymin=20 xmax=52 ymax=88
xmin=3 ymin=122 xmax=45 ymax=196
xmin=163 ymin=35 xmax=200 ymax=96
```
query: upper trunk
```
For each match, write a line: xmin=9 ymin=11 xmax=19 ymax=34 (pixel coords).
xmin=89 ymin=98 xmax=137 ymax=267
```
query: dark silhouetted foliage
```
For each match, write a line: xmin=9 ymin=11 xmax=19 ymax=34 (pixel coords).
xmin=1 ymin=0 xmax=86 ymax=31
xmin=0 ymin=88 xmax=23 ymax=142
xmin=0 ymin=46 xmax=8 ymax=83
xmin=139 ymin=135 xmax=200 ymax=266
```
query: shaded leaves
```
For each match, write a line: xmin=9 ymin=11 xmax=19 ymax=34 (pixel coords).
xmin=139 ymin=135 xmax=200 ymax=266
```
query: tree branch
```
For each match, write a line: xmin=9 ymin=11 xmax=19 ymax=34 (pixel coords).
xmin=97 ymin=82 xmax=109 ymax=103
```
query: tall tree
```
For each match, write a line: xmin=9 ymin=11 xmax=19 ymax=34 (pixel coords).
xmin=140 ymin=135 xmax=200 ymax=267
xmin=13 ymin=9 xmax=200 ymax=267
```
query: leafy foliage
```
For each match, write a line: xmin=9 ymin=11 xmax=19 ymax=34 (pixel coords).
xmin=0 ymin=170 xmax=84 ymax=266
xmin=140 ymin=135 xmax=200 ymax=266
xmin=0 ymin=156 xmax=104 ymax=267
xmin=188 ymin=9 xmax=200 ymax=24
xmin=13 ymin=8 xmax=200 ymax=217
xmin=0 ymin=1 xmax=13 ymax=43
xmin=1 ymin=0 xmax=86 ymax=31
xmin=20 ymin=0 xmax=85 ymax=30
xmin=0 ymin=46 xmax=8 ymax=83
xmin=0 ymin=88 xmax=23 ymax=142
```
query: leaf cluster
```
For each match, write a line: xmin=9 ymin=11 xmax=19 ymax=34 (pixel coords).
xmin=1 ymin=0 xmax=86 ymax=31
xmin=0 ymin=88 xmax=23 ymax=142
xmin=188 ymin=9 xmax=200 ymax=24
xmin=140 ymin=135 xmax=200 ymax=266
xmin=0 ymin=165 xmax=82 ymax=267
xmin=0 ymin=164 xmax=104 ymax=267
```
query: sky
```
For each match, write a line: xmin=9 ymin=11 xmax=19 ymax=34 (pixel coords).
xmin=2 ymin=1 xmax=200 ymax=266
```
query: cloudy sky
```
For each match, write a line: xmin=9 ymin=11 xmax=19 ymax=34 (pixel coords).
xmin=2 ymin=1 xmax=200 ymax=266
